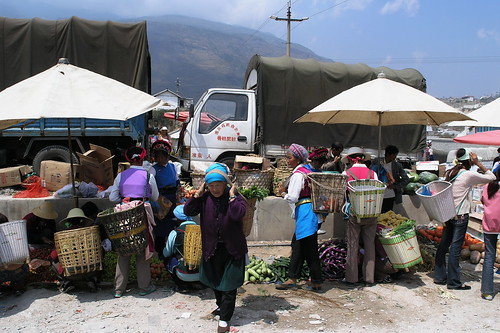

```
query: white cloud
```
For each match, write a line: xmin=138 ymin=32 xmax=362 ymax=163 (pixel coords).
xmin=331 ymin=0 xmax=373 ymax=17
xmin=412 ymin=51 xmax=426 ymax=64
xmin=477 ymin=28 xmax=500 ymax=43
xmin=382 ymin=55 xmax=393 ymax=64
xmin=380 ymin=0 xmax=420 ymax=16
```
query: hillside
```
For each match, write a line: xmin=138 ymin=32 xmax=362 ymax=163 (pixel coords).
xmin=144 ymin=15 xmax=330 ymax=100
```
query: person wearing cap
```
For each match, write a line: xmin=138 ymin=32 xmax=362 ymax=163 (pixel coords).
xmin=109 ymin=146 xmax=158 ymax=298
xmin=276 ymin=144 xmax=323 ymax=292
xmin=157 ymin=126 xmax=172 ymax=143
xmin=342 ymin=147 xmax=379 ymax=285
xmin=151 ymin=139 xmax=179 ymax=258
xmin=434 ymin=148 xmax=495 ymax=290
xmin=183 ymin=163 xmax=247 ymax=333
xmin=50 ymin=208 xmax=98 ymax=292
xmin=163 ymin=204 xmax=201 ymax=292
xmin=23 ymin=201 xmax=58 ymax=246
xmin=322 ymin=142 xmax=345 ymax=172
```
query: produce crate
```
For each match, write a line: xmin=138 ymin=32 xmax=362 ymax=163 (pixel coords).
xmin=97 ymin=202 xmax=148 ymax=256
xmin=54 ymin=225 xmax=103 ymax=276
xmin=347 ymin=179 xmax=386 ymax=218
xmin=416 ymin=180 xmax=455 ymax=223
xmin=308 ymin=172 xmax=348 ymax=213
xmin=0 ymin=220 xmax=29 ymax=265
xmin=184 ymin=224 xmax=202 ymax=270
xmin=378 ymin=228 xmax=422 ymax=269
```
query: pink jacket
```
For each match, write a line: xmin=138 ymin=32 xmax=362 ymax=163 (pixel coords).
xmin=481 ymin=183 xmax=500 ymax=233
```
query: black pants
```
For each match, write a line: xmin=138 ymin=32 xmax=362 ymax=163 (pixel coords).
xmin=289 ymin=233 xmax=323 ymax=284
xmin=213 ymin=288 xmax=237 ymax=322
xmin=381 ymin=197 xmax=396 ymax=214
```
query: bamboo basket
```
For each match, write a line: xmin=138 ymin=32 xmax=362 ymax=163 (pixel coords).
xmin=273 ymin=166 xmax=293 ymax=196
xmin=347 ymin=179 xmax=386 ymax=218
xmin=378 ymin=228 xmax=422 ymax=269
xmin=235 ymin=168 xmax=275 ymax=190
xmin=242 ymin=197 xmax=257 ymax=237
xmin=308 ymin=172 xmax=348 ymax=213
xmin=97 ymin=202 xmax=147 ymax=256
xmin=190 ymin=172 xmax=205 ymax=190
xmin=54 ymin=225 xmax=103 ymax=276
xmin=184 ymin=224 xmax=202 ymax=270
xmin=0 ymin=220 xmax=29 ymax=265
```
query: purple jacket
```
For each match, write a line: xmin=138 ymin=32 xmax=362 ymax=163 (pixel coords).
xmin=183 ymin=191 xmax=247 ymax=261
xmin=119 ymin=168 xmax=152 ymax=199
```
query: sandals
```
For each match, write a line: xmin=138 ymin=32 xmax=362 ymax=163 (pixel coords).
xmin=377 ymin=276 xmax=392 ymax=284
xmin=275 ymin=282 xmax=297 ymax=290
xmin=302 ymin=284 xmax=323 ymax=293
xmin=139 ymin=285 xmax=156 ymax=296
xmin=114 ymin=290 xmax=123 ymax=298
xmin=447 ymin=284 xmax=471 ymax=290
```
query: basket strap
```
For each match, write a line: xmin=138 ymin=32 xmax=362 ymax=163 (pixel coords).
xmin=346 ymin=169 xmax=358 ymax=180
xmin=108 ymin=224 xmax=146 ymax=240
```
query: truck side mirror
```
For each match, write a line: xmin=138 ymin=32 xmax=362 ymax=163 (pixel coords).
xmin=189 ymin=104 xmax=194 ymax=119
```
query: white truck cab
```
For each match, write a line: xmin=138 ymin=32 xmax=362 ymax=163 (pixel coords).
xmin=178 ymin=88 xmax=257 ymax=172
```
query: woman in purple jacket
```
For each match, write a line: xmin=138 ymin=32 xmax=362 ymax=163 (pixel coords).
xmin=183 ymin=163 xmax=247 ymax=333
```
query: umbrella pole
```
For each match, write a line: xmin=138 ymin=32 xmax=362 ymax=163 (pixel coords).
xmin=377 ymin=112 xmax=382 ymax=164
xmin=67 ymin=119 xmax=78 ymax=208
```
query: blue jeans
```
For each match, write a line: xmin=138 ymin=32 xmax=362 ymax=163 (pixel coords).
xmin=481 ymin=233 xmax=499 ymax=295
xmin=434 ymin=215 xmax=469 ymax=288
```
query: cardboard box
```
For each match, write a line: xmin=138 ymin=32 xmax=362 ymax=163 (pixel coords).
xmin=40 ymin=161 xmax=77 ymax=192
xmin=77 ymin=144 xmax=114 ymax=187
xmin=234 ymin=155 xmax=272 ymax=170
xmin=0 ymin=166 xmax=22 ymax=188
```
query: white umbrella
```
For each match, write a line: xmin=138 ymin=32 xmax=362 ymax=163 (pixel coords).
xmin=447 ymin=96 xmax=500 ymax=127
xmin=294 ymin=73 xmax=473 ymax=157
xmin=0 ymin=58 xmax=164 ymax=204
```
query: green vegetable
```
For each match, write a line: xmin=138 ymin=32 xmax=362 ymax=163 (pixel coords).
xmin=405 ymin=169 xmax=419 ymax=183
xmin=404 ymin=182 xmax=423 ymax=195
xmin=418 ymin=171 xmax=438 ymax=184
xmin=238 ymin=186 xmax=269 ymax=201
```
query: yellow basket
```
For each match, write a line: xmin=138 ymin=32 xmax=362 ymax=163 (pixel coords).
xmin=184 ymin=224 xmax=202 ymax=270
xmin=54 ymin=225 xmax=103 ymax=276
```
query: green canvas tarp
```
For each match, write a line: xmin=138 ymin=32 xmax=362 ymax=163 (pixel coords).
xmin=0 ymin=16 xmax=151 ymax=93
xmin=244 ymin=55 xmax=427 ymax=153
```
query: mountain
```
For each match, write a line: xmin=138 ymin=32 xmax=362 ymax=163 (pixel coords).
xmin=143 ymin=15 xmax=330 ymax=100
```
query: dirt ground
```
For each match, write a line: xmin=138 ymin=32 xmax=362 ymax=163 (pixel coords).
xmin=1 ymin=242 xmax=499 ymax=333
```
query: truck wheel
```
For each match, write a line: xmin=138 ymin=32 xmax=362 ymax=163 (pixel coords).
xmin=217 ymin=156 xmax=235 ymax=173
xmin=33 ymin=145 xmax=79 ymax=175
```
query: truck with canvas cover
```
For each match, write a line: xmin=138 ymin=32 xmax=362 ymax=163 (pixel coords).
xmin=0 ymin=16 xmax=152 ymax=173
xmin=175 ymin=55 xmax=427 ymax=172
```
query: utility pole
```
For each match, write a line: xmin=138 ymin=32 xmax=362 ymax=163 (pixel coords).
xmin=270 ymin=1 xmax=308 ymax=56
xmin=175 ymin=77 xmax=181 ymax=94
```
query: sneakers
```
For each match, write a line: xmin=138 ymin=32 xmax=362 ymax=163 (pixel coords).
xmin=481 ymin=293 xmax=493 ymax=301
xmin=114 ymin=290 xmax=123 ymax=298
xmin=139 ymin=285 xmax=156 ymax=296
xmin=317 ymin=229 xmax=326 ymax=235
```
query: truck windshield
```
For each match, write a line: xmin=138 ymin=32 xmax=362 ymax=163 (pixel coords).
xmin=199 ymin=93 xmax=248 ymax=134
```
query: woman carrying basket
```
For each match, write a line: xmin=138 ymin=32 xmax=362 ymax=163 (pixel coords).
xmin=434 ymin=148 xmax=495 ymax=290
xmin=342 ymin=147 xmax=379 ymax=285
xmin=109 ymin=146 xmax=159 ymax=298
xmin=275 ymin=144 xmax=323 ymax=292
xmin=183 ymin=163 xmax=247 ymax=333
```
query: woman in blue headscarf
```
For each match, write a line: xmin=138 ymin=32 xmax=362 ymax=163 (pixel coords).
xmin=183 ymin=163 xmax=247 ymax=333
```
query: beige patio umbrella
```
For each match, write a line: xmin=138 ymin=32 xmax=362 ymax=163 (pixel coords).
xmin=295 ymin=73 xmax=473 ymax=157
xmin=0 ymin=58 xmax=165 ymax=205
xmin=447 ymin=96 xmax=500 ymax=127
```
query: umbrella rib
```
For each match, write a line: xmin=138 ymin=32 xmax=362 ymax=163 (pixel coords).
xmin=424 ymin=111 xmax=439 ymax=126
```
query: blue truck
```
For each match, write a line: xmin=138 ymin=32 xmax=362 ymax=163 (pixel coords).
xmin=0 ymin=17 xmax=153 ymax=173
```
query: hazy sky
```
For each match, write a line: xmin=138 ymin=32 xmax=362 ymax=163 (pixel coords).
xmin=2 ymin=0 xmax=500 ymax=98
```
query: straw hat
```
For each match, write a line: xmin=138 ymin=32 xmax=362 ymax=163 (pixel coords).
xmin=58 ymin=208 xmax=94 ymax=229
xmin=32 ymin=201 xmax=58 ymax=220
xmin=341 ymin=147 xmax=366 ymax=164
